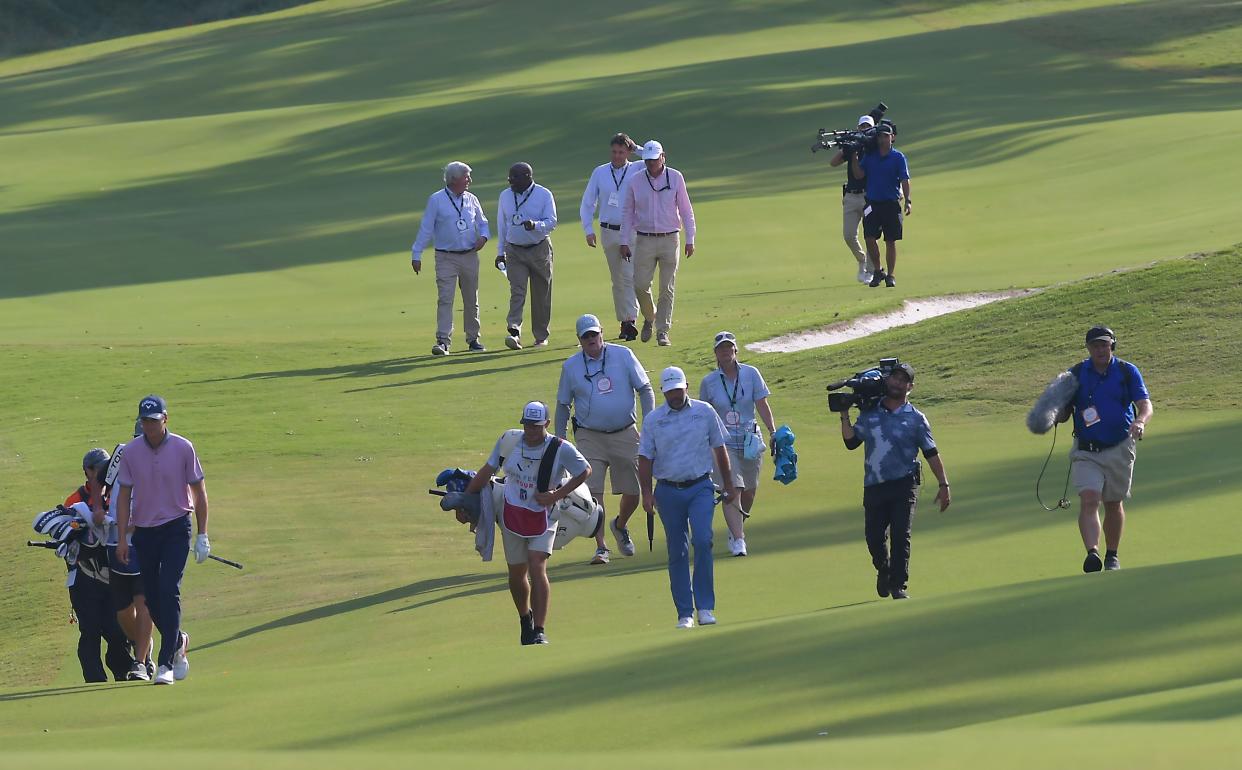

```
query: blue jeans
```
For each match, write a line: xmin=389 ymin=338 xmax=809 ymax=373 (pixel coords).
xmin=132 ymin=515 xmax=190 ymax=667
xmin=655 ymin=478 xmax=716 ymax=617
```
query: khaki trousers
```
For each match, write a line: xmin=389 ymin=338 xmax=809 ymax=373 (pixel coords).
xmin=434 ymin=250 xmax=481 ymax=344
xmin=600 ymin=227 xmax=638 ymax=323
xmin=505 ymin=238 xmax=554 ymax=343
xmin=842 ymin=192 xmax=868 ymax=267
xmin=632 ymin=232 xmax=680 ymax=334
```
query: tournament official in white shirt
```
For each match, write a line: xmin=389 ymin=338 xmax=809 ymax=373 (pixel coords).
xmin=497 ymin=163 xmax=558 ymax=350
xmin=580 ymin=133 xmax=644 ymax=341
xmin=555 ymin=314 xmax=656 ymax=564
xmin=620 ymin=140 xmax=696 ymax=347
xmin=410 ymin=161 xmax=490 ymax=356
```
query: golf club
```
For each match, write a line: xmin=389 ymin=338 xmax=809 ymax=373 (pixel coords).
xmin=27 ymin=540 xmax=57 ymax=549
xmin=207 ymin=553 xmax=244 ymax=570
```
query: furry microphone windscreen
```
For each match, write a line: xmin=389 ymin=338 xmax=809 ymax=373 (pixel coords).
xmin=1027 ymin=370 xmax=1079 ymax=434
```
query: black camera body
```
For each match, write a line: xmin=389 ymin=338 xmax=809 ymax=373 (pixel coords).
xmin=811 ymin=102 xmax=897 ymax=156
xmin=827 ymin=357 xmax=901 ymax=412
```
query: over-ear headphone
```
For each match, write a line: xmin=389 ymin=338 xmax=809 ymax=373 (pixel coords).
xmin=1085 ymin=325 xmax=1116 ymax=351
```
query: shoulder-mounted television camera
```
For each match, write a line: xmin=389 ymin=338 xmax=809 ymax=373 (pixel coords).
xmin=812 ymin=102 xmax=897 ymax=156
xmin=826 ymin=357 xmax=901 ymax=412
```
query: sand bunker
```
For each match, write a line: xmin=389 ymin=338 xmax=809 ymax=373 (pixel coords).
xmin=747 ymin=291 xmax=1032 ymax=353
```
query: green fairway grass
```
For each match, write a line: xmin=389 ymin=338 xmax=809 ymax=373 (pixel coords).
xmin=2 ymin=0 xmax=1241 ymax=766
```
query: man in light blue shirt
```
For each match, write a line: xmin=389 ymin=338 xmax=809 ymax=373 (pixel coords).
xmin=556 ymin=314 xmax=655 ymax=563
xmin=580 ymin=133 xmax=644 ymax=340
xmin=497 ymin=162 xmax=557 ymax=350
xmin=639 ymin=367 xmax=735 ymax=628
xmin=410 ymin=161 xmax=491 ymax=356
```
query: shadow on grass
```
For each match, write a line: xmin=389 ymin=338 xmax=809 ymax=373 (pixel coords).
xmin=0 ymin=681 xmax=130 ymax=703
xmin=290 ymin=553 xmax=1242 ymax=748
xmin=3 ymin=1 xmax=1240 ymax=298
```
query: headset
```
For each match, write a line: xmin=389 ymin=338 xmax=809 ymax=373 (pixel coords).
xmin=1085 ymin=325 xmax=1116 ymax=351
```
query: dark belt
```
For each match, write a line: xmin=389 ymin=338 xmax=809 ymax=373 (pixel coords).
xmin=843 ymin=186 xmax=865 ymax=195
xmin=573 ymin=419 xmax=634 ymax=435
xmin=1078 ymin=439 xmax=1120 ymax=453
xmin=435 ymin=248 xmax=475 ymax=254
xmin=659 ymin=473 xmax=711 ymax=489
xmin=637 ymin=230 xmax=678 ymax=237
xmin=599 ymin=222 xmax=621 ymax=231
xmin=507 ymin=238 xmax=549 ymax=249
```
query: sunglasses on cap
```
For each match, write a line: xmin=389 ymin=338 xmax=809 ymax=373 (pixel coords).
xmin=714 ymin=332 xmax=737 ymax=347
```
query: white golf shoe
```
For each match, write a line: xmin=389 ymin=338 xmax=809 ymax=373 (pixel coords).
xmin=675 ymin=616 xmax=694 ymax=629
xmin=729 ymin=537 xmax=748 ymax=557
xmin=697 ymin=609 xmax=717 ymax=626
xmin=153 ymin=665 xmax=175 ymax=685
xmin=857 ymin=266 xmax=872 ymax=284
xmin=173 ymin=631 xmax=190 ymax=680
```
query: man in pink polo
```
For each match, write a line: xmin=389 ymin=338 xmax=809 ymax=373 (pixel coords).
xmin=115 ymin=395 xmax=210 ymax=686
xmin=619 ymin=139 xmax=696 ymax=347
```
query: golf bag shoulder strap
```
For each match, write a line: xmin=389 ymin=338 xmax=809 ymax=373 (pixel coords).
xmin=536 ymin=436 xmax=563 ymax=493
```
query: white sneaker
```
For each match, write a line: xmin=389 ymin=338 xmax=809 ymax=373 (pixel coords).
xmin=173 ymin=631 xmax=190 ymax=681
xmin=153 ymin=665 xmax=175 ymax=685
xmin=504 ymin=335 xmax=522 ymax=350
xmin=857 ymin=266 xmax=871 ymax=283
xmin=590 ymin=547 xmax=610 ymax=565
xmin=730 ymin=537 xmax=748 ymax=557
xmin=611 ymin=517 xmax=636 ymax=557
xmin=697 ymin=609 xmax=716 ymax=626
xmin=675 ymin=617 xmax=694 ymax=629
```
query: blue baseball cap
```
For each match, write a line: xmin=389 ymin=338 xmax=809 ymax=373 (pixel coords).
xmin=137 ymin=394 xmax=167 ymax=419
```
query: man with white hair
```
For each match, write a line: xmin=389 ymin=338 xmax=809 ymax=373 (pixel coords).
xmin=619 ymin=140 xmax=696 ymax=347
xmin=410 ymin=161 xmax=491 ymax=356
xmin=638 ymin=367 xmax=735 ymax=628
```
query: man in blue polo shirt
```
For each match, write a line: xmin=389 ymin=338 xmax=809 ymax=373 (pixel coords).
xmin=555 ymin=313 xmax=655 ymax=564
xmin=850 ymin=124 xmax=911 ymax=288
xmin=1058 ymin=326 xmax=1152 ymax=573
xmin=639 ymin=367 xmax=735 ymax=628
xmin=839 ymin=362 xmax=949 ymax=599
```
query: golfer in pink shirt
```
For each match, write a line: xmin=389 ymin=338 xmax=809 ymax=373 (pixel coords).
xmin=115 ymin=395 xmax=210 ymax=685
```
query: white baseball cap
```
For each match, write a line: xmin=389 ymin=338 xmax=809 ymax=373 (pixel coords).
xmin=640 ymin=140 xmax=664 ymax=160
xmin=660 ymin=366 xmax=688 ymax=393
xmin=520 ymin=401 xmax=549 ymax=424
xmin=857 ymin=115 xmax=875 ymax=127
xmin=575 ymin=314 xmax=603 ymax=338
xmin=713 ymin=331 xmax=737 ymax=349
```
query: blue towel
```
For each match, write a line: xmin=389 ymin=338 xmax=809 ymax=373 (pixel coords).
xmin=771 ymin=425 xmax=797 ymax=485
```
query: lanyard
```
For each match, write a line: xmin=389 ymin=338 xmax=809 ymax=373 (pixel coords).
xmin=645 ymin=169 xmax=671 ymax=192
xmin=583 ymin=346 xmax=608 ymax=382
xmin=512 ymin=186 xmax=534 ymax=217
xmin=610 ymin=164 xmax=630 ymax=191
xmin=444 ymin=188 xmax=465 ymax=219
xmin=718 ymin=370 xmax=741 ymax=410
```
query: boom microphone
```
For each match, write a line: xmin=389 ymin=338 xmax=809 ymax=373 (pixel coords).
xmin=1027 ymin=370 xmax=1078 ymax=434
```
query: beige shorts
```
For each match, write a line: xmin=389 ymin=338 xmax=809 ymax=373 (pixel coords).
xmin=1070 ymin=437 xmax=1137 ymax=502
xmin=573 ymin=425 xmax=640 ymax=496
xmin=711 ymin=446 xmax=762 ymax=492
xmin=498 ymin=521 xmax=556 ymax=565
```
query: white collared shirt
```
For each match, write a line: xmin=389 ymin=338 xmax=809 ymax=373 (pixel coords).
xmin=410 ymin=188 xmax=490 ymax=260
xmin=579 ymin=160 xmax=644 ymax=235
xmin=497 ymin=183 xmax=557 ymax=255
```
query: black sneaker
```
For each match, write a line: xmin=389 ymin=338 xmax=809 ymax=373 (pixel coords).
xmin=126 ymin=660 xmax=150 ymax=681
xmin=869 ymin=270 xmax=886 ymax=288
xmin=531 ymin=630 xmax=549 ymax=644
xmin=519 ymin=614 xmax=535 ymax=645
xmin=620 ymin=321 xmax=638 ymax=341
xmin=876 ymin=569 xmax=890 ymax=598
xmin=884 ymin=274 xmax=896 ymax=288
xmin=1104 ymin=554 xmax=1121 ymax=571
xmin=891 ymin=588 xmax=909 ymax=600
xmin=1083 ymin=550 xmax=1103 ymax=573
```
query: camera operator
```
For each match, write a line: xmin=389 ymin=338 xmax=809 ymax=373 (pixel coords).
xmin=828 ymin=115 xmax=878 ymax=284
xmin=850 ymin=124 xmax=910 ymax=288
xmin=838 ymin=363 xmax=949 ymax=599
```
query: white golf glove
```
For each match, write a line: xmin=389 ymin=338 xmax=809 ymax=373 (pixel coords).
xmin=194 ymin=533 xmax=211 ymax=564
